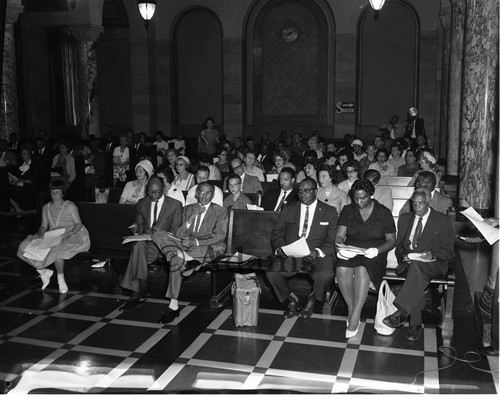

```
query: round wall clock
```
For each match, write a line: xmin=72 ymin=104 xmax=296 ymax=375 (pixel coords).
xmin=282 ymin=25 xmax=298 ymax=43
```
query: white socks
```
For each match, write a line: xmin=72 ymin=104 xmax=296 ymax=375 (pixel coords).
xmin=169 ymin=299 xmax=179 ymax=310
xmin=38 ymin=269 xmax=53 ymax=290
xmin=57 ymin=273 xmax=68 ymax=294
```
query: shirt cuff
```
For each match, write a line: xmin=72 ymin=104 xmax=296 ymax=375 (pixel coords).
xmin=315 ymin=248 xmax=325 ymax=257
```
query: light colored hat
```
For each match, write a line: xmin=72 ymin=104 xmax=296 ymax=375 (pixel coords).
xmin=421 ymin=151 xmax=436 ymax=165
xmin=176 ymin=155 xmax=190 ymax=165
xmin=409 ymin=107 xmax=418 ymax=117
xmin=135 ymin=159 xmax=154 ymax=177
xmin=351 ymin=139 xmax=363 ymax=147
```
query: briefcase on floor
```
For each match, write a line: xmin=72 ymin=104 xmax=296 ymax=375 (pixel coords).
xmin=232 ymin=273 xmax=261 ymax=327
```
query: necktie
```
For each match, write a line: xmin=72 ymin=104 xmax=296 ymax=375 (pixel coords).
xmin=412 ymin=217 xmax=423 ymax=249
xmin=275 ymin=191 xmax=287 ymax=211
xmin=301 ymin=206 xmax=309 ymax=238
xmin=153 ymin=201 xmax=158 ymax=225
xmin=193 ymin=212 xmax=202 ymax=233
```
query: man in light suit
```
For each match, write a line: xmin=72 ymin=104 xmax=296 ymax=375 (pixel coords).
xmin=224 ymin=156 xmax=262 ymax=194
xmin=153 ymin=182 xmax=228 ymax=323
xmin=120 ymin=176 xmax=183 ymax=309
xmin=266 ymin=178 xmax=338 ymax=318
xmin=261 ymin=167 xmax=299 ymax=211
xmin=399 ymin=171 xmax=453 ymax=215
xmin=383 ymin=188 xmax=455 ymax=341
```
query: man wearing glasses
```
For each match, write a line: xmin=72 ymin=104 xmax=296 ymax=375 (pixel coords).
xmin=224 ymin=157 xmax=263 ymax=194
xmin=266 ymin=178 xmax=338 ymax=319
xmin=120 ymin=176 xmax=183 ymax=310
xmin=153 ymin=182 xmax=228 ymax=324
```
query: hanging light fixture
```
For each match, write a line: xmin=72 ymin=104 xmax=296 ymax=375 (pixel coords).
xmin=137 ymin=0 xmax=156 ymax=27
xmin=369 ymin=0 xmax=386 ymax=11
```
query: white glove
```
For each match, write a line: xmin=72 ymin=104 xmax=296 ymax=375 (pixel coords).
xmin=364 ymin=248 xmax=379 ymax=259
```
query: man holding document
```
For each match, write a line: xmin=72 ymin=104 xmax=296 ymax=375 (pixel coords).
xmin=266 ymin=178 xmax=338 ymax=319
xmin=120 ymin=176 xmax=183 ymax=308
xmin=383 ymin=188 xmax=454 ymax=341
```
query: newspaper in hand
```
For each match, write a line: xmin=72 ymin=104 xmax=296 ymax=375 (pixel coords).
xmin=459 ymin=207 xmax=499 ymax=245
xmin=122 ymin=233 xmax=152 ymax=244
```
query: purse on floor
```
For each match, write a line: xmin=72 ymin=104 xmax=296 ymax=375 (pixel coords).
xmin=374 ymin=280 xmax=398 ymax=335
xmin=232 ymin=273 xmax=261 ymax=327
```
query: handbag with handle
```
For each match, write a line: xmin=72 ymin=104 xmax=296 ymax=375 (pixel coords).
xmin=374 ymin=280 xmax=398 ymax=335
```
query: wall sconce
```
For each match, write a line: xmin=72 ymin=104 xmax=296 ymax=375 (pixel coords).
xmin=369 ymin=0 xmax=386 ymax=11
xmin=137 ymin=0 xmax=156 ymax=28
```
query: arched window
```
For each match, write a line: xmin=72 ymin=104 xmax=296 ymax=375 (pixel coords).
xmin=357 ymin=1 xmax=419 ymax=127
xmin=174 ymin=8 xmax=223 ymax=126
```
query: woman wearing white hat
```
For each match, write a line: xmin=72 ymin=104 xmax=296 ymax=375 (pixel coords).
xmin=119 ymin=159 xmax=154 ymax=204
xmin=173 ymin=155 xmax=195 ymax=190
xmin=408 ymin=150 xmax=441 ymax=187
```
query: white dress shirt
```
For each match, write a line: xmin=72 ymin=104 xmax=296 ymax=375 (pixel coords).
xmin=150 ymin=195 xmax=165 ymax=228
xmin=409 ymin=208 xmax=431 ymax=250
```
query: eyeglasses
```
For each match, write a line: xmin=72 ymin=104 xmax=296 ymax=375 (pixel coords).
xmin=347 ymin=169 xmax=357 ymax=174
xmin=148 ymin=190 xmax=162 ymax=196
xmin=233 ymin=164 xmax=244 ymax=170
xmin=298 ymin=188 xmax=317 ymax=194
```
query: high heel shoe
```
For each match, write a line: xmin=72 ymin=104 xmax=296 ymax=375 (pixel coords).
xmin=345 ymin=322 xmax=360 ymax=339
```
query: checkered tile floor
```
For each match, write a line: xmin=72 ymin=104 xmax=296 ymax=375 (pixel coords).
xmin=1 ymin=287 xmax=443 ymax=394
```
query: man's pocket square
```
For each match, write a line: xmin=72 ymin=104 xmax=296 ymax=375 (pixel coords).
xmin=320 ymin=222 xmax=329 ymax=225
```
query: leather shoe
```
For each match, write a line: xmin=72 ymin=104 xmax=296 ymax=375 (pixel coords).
xmin=300 ymin=292 xmax=316 ymax=318
xmin=479 ymin=346 xmax=499 ymax=357
xmin=159 ymin=307 xmax=180 ymax=324
xmin=284 ymin=300 xmax=303 ymax=318
xmin=383 ymin=309 xmax=408 ymax=328
xmin=181 ymin=260 xmax=202 ymax=277
xmin=405 ymin=325 xmax=422 ymax=341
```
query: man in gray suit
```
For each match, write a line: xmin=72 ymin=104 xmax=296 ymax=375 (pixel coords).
xmin=399 ymin=171 xmax=453 ymax=215
xmin=153 ymin=182 xmax=228 ymax=323
xmin=224 ymin=156 xmax=263 ymax=194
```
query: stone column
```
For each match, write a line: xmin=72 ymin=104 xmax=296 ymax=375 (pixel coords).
xmin=458 ymin=0 xmax=499 ymax=213
xmin=69 ymin=24 xmax=103 ymax=139
xmin=0 ymin=0 xmax=23 ymax=140
xmin=446 ymin=0 xmax=465 ymax=177
xmin=438 ymin=6 xmax=451 ymax=162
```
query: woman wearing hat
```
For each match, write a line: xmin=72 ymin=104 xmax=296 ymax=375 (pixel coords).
xmin=408 ymin=150 xmax=442 ymax=187
xmin=119 ymin=159 xmax=154 ymax=204
xmin=173 ymin=155 xmax=195 ymax=190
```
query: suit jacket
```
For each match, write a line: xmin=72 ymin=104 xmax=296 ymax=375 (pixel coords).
xmin=399 ymin=190 xmax=453 ymax=216
xmin=130 ymin=143 xmax=148 ymax=160
xmin=396 ymin=208 xmax=454 ymax=273
xmin=136 ymin=194 xmax=183 ymax=235
xmin=176 ymin=202 xmax=228 ymax=255
xmin=271 ymin=200 xmax=338 ymax=258
xmin=261 ymin=188 xmax=299 ymax=211
xmin=404 ymin=117 xmax=426 ymax=139
xmin=258 ymin=153 xmax=274 ymax=173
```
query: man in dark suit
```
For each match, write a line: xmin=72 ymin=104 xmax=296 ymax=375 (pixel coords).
xmin=266 ymin=178 xmax=338 ymax=318
xmin=399 ymin=171 xmax=453 ymax=215
xmin=404 ymin=107 xmax=426 ymax=140
xmin=120 ymin=176 xmax=183 ymax=308
xmin=256 ymin=143 xmax=274 ymax=173
xmin=224 ymin=156 xmax=262 ymax=194
xmin=261 ymin=167 xmax=299 ymax=211
xmin=104 ymin=133 xmax=117 ymax=153
xmin=383 ymin=188 xmax=454 ymax=341
xmin=129 ymin=133 xmax=149 ymax=171
xmin=153 ymin=182 xmax=228 ymax=323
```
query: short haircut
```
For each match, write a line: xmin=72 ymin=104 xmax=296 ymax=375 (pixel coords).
xmin=303 ymin=149 xmax=318 ymax=159
xmin=412 ymin=187 xmax=432 ymax=202
xmin=156 ymin=165 xmax=175 ymax=184
xmin=318 ymin=164 xmax=336 ymax=182
xmin=342 ymin=159 xmax=362 ymax=177
xmin=390 ymin=143 xmax=403 ymax=155
xmin=375 ymin=148 xmax=390 ymax=159
xmin=197 ymin=181 xmax=214 ymax=192
xmin=300 ymin=177 xmax=318 ymax=190
xmin=351 ymin=178 xmax=375 ymax=196
xmin=244 ymin=149 xmax=256 ymax=157
xmin=49 ymin=179 xmax=67 ymax=194
xmin=273 ymin=150 xmax=290 ymax=164
xmin=416 ymin=171 xmax=437 ymax=187
xmin=362 ymin=169 xmax=381 ymax=185
xmin=280 ymin=166 xmax=296 ymax=179
xmin=227 ymin=174 xmax=242 ymax=184
xmin=196 ymin=165 xmax=210 ymax=175
xmin=147 ymin=175 xmax=165 ymax=190
xmin=303 ymin=157 xmax=318 ymax=170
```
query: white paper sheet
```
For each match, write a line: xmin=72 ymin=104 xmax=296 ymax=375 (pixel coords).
xmin=246 ymin=204 xmax=264 ymax=211
xmin=407 ymin=252 xmax=436 ymax=263
xmin=266 ymin=174 xmax=278 ymax=182
xmin=38 ymin=228 xmax=65 ymax=250
xmin=23 ymin=228 xmax=66 ymax=260
xmin=219 ymin=252 xmax=256 ymax=263
xmin=281 ymin=237 xmax=311 ymax=258
xmin=122 ymin=233 xmax=152 ymax=244
xmin=460 ymin=207 xmax=499 ymax=245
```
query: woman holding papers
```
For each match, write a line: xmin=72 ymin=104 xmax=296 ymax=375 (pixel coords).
xmin=335 ymin=178 xmax=396 ymax=338
xmin=17 ymin=180 xmax=90 ymax=293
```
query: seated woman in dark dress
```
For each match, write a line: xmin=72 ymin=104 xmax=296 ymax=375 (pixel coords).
xmin=335 ymin=178 xmax=396 ymax=339
xmin=9 ymin=148 xmax=38 ymax=213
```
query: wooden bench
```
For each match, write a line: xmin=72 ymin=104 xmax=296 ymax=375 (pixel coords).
xmin=379 ymin=176 xmax=413 ymax=186
xmin=207 ymin=209 xmax=336 ymax=312
xmin=378 ymin=185 xmax=441 ymax=201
